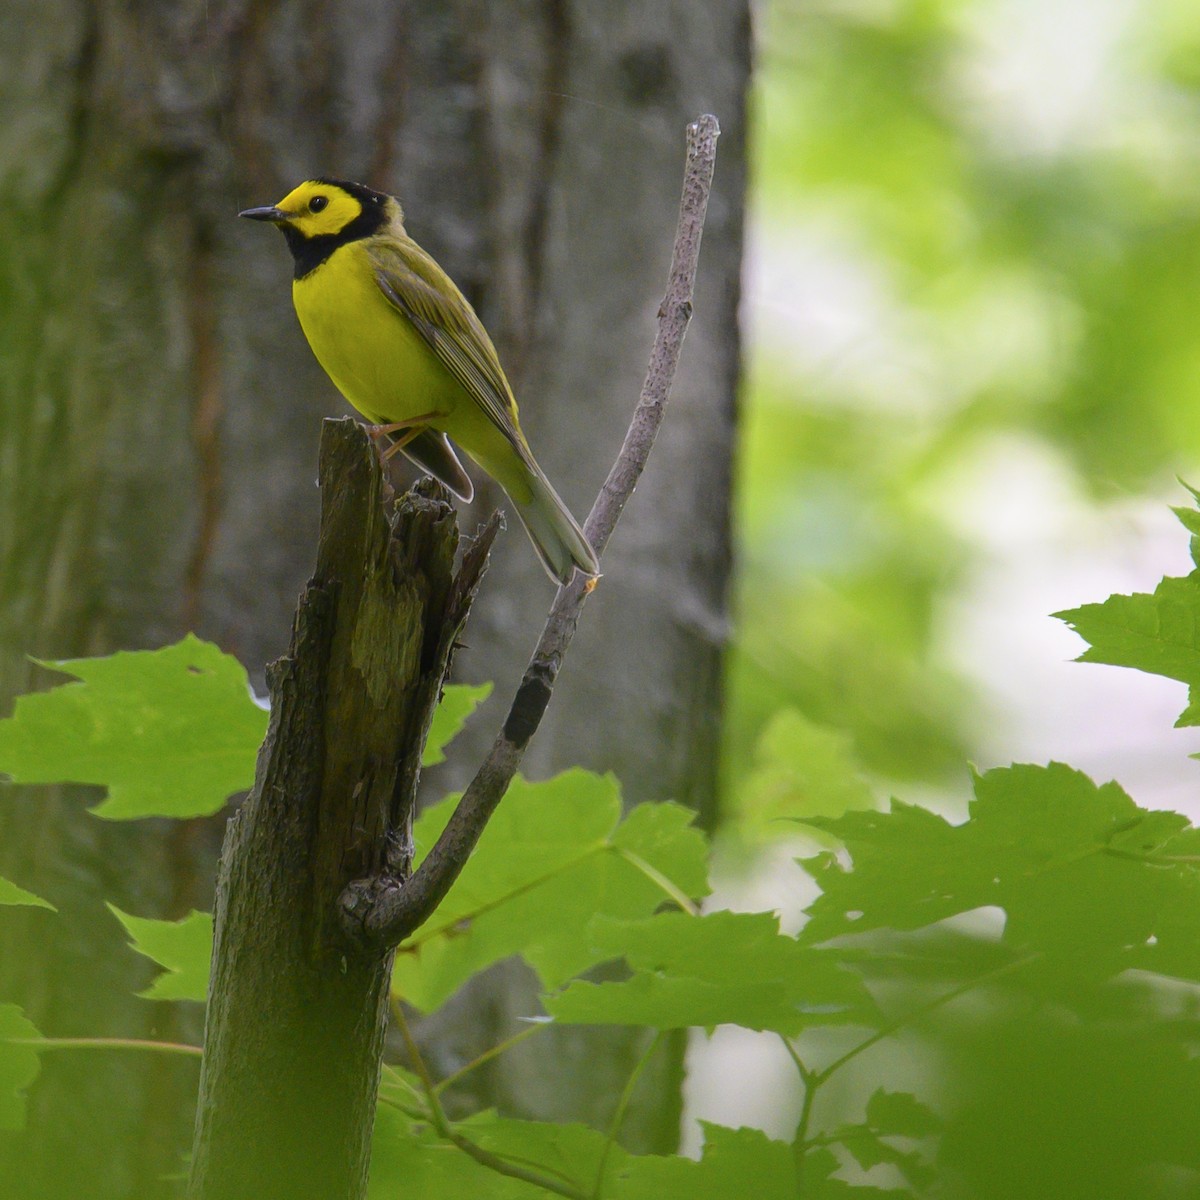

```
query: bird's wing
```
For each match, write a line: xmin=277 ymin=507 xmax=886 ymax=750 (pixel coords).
xmin=367 ymin=237 xmax=528 ymax=458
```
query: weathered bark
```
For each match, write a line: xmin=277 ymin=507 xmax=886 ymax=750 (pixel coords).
xmin=0 ymin=2 xmax=747 ymax=1192
xmin=189 ymin=421 xmax=493 ymax=1199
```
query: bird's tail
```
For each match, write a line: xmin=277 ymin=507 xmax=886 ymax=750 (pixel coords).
xmin=510 ymin=458 xmax=599 ymax=585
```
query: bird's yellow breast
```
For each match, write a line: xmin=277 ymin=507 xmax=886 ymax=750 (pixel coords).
xmin=291 ymin=241 xmax=460 ymax=428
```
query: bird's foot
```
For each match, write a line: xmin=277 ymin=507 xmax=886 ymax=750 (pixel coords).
xmin=364 ymin=413 xmax=445 ymax=464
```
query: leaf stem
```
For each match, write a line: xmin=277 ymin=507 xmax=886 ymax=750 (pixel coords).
xmin=591 ymin=1030 xmax=663 ymax=1200
xmin=7 ymin=1036 xmax=203 ymax=1057
xmin=390 ymin=999 xmax=588 ymax=1200
xmin=788 ymin=1036 xmax=819 ymax=1191
xmin=812 ymin=953 xmax=1037 ymax=1086
xmin=390 ymin=998 xmax=452 ymax=1137
xmin=616 ymin=848 xmax=700 ymax=915
xmin=433 ymin=1022 xmax=543 ymax=1094
xmin=399 ymin=846 xmax=605 ymax=950
xmin=373 ymin=1091 xmax=431 ymax=1123
xmin=1105 ymin=847 xmax=1200 ymax=865
xmin=779 ymin=1034 xmax=813 ymax=1086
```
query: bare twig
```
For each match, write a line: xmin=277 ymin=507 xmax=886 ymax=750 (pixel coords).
xmin=341 ymin=113 xmax=721 ymax=950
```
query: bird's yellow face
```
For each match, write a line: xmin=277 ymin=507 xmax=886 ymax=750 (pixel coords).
xmin=241 ymin=178 xmax=395 ymax=277
xmin=271 ymin=180 xmax=364 ymax=238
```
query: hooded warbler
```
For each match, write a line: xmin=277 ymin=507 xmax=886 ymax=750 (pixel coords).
xmin=239 ymin=178 xmax=599 ymax=584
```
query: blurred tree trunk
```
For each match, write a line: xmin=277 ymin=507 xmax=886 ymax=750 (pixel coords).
xmin=0 ymin=1 xmax=747 ymax=1195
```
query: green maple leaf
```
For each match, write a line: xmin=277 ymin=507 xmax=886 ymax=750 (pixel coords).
xmin=0 ymin=1004 xmax=43 ymax=1131
xmin=1055 ymin=568 xmax=1200 ymax=727
xmin=391 ymin=770 xmax=709 ymax=1012
xmin=369 ymin=1109 xmax=620 ymax=1199
xmin=0 ymin=637 xmax=487 ymax=820
xmin=739 ymin=708 xmax=876 ymax=830
xmin=546 ymin=910 xmax=875 ymax=1034
xmin=423 ymin=682 xmax=491 ymax=766
xmin=865 ymin=1089 xmax=941 ymax=1138
xmin=108 ymin=905 xmax=213 ymax=1001
xmin=0 ymin=635 xmax=267 ymax=819
xmin=0 ymin=875 xmax=54 ymax=911
xmin=801 ymin=762 xmax=1200 ymax=985
xmin=610 ymin=1124 xmax=795 ymax=1200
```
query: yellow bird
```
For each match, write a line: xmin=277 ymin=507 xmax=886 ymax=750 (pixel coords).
xmin=239 ymin=178 xmax=599 ymax=584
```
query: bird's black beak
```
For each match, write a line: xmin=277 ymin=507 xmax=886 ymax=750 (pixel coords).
xmin=238 ymin=205 xmax=290 ymax=223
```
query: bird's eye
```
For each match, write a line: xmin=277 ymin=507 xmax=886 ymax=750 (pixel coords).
xmin=309 ymin=195 xmax=329 ymax=213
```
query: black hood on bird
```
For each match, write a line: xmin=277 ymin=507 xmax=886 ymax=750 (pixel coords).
xmin=313 ymin=177 xmax=393 ymax=210
xmin=279 ymin=179 xmax=393 ymax=278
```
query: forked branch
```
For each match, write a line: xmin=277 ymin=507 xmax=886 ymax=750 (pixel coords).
xmin=341 ymin=113 xmax=721 ymax=951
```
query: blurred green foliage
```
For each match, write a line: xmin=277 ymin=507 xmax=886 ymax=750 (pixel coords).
xmin=729 ymin=0 xmax=1200 ymax=793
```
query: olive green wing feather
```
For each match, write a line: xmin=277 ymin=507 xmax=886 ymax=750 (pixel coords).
xmin=367 ymin=238 xmax=529 ymax=458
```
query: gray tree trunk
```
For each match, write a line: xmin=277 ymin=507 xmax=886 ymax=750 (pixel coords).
xmin=0 ymin=2 xmax=747 ymax=1194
